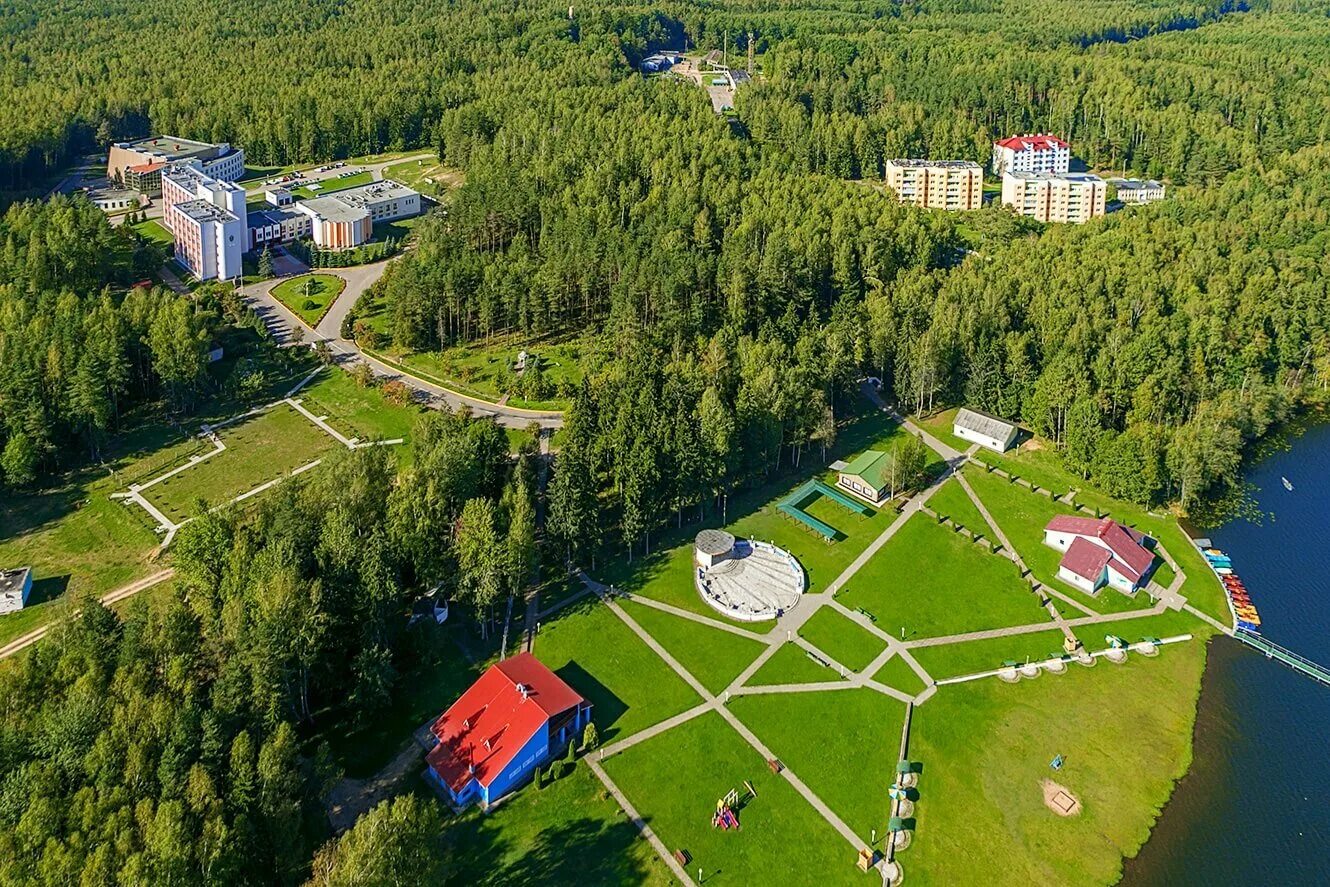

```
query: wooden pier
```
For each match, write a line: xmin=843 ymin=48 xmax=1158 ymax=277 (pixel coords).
xmin=1234 ymin=630 xmax=1330 ymax=687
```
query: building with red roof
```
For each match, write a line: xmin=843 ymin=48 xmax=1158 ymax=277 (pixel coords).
xmin=423 ymin=652 xmax=591 ymax=809
xmin=991 ymin=133 xmax=1071 ymax=176
xmin=1043 ymin=515 xmax=1156 ymax=595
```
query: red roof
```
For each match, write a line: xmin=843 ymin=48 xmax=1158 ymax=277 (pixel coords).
xmin=996 ymin=134 xmax=1068 ymax=152
xmin=1061 ymin=537 xmax=1113 ymax=582
xmin=126 ymin=161 xmax=166 ymax=173
xmin=426 ymin=652 xmax=584 ymax=793
xmin=1045 ymin=516 xmax=1154 ymax=583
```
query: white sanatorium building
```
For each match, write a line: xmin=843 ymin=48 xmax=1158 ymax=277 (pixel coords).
xmin=161 ymin=163 xmax=247 ymax=281
xmin=1001 ymin=171 xmax=1106 ymax=224
xmin=991 ymin=134 xmax=1070 ymax=177
xmin=295 ymin=180 xmax=421 ymax=250
xmin=1107 ymin=177 xmax=1166 ymax=205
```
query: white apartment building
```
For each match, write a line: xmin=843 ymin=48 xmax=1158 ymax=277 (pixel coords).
xmin=1001 ymin=171 xmax=1106 ymax=224
xmin=109 ymin=136 xmax=245 ymax=187
xmin=883 ymin=160 xmax=983 ymax=211
xmin=296 ymin=180 xmax=421 ymax=250
xmin=162 ymin=163 xmax=246 ymax=280
xmin=991 ymin=134 xmax=1071 ymax=176
xmin=1108 ymin=178 xmax=1166 ymax=205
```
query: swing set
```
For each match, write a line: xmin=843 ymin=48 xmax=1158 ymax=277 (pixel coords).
xmin=711 ymin=781 xmax=758 ymax=830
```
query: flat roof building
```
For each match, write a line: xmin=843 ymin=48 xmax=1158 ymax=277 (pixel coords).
xmin=162 ymin=163 xmax=246 ymax=280
xmin=1107 ymin=177 xmax=1166 ymax=205
xmin=992 ymin=134 xmax=1070 ymax=176
xmin=296 ymin=180 xmax=421 ymax=250
xmin=884 ymin=160 xmax=983 ymax=211
xmin=0 ymin=567 xmax=33 ymax=614
xmin=248 ymin=206 xmax=312 ymax=250
xmin=1001 ymin=171 xmax=1106 ymax=224
xmin=109 ymin=136 xmax=245 ymax=187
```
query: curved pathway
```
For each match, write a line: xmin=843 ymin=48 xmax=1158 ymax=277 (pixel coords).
xmin=239 ymin=261 xmax=563 ymax=429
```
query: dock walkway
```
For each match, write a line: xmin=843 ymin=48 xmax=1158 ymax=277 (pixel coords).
xmin=1235 ymin=630 xmax=1330 ymax=686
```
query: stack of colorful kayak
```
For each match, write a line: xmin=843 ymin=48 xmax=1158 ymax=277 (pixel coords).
xmin=1204 ymin=548 xmax=1261 ymax=630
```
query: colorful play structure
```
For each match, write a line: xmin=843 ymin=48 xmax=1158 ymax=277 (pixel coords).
xmin=712 ymin=782 xmax=757 ymax=830
xmin=778 ymin=478 xmax=874 ymax=541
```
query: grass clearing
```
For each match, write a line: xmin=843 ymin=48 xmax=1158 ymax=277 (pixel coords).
xmin=728 ymin=688 xmax=908 ymax=844
xmin=839 ymin=514 xmax=1052 ymax=640
xmin=441 ymin=761 xmax=671 ymax=886
xmin=798 ymin=607 xmax=886 ymax=673
xmin=914 ymin=407 xmax=974 ymax=454
xmin=619 ymin=600 xmax=767 ymax=695
xmin=906 ymin=641 xmax=1207 ymax=886
xmin=603 ymin=711 xmax=861 ymax=886
xmin=141 ymin=403 xmax=339 ymax=523
xmin=383 ymin=155 xmax=464 ymax=196
xmin=130 ymin=218 xmax=173 ymax=246
xmin=291 ymin=171 xmax=374 ymax=199
xmin=872 ymin=653 xmax=928 ymax=696
xmin=926 ymin=475 xmax=990 ymax=535
xmin=909 ymin=629 xmax=1073 ymax=680
xmin=270 ymin=273 xmax=346 ymax=326
xmin=534 ymin=598 xmax=701 ymax=745
xmin=746 ymin=641 xmax=848 ymax=686
xmin=383 ymin=333 xmax=585 ymax=411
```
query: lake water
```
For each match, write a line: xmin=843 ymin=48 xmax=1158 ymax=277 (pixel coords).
xmin=1121 ymin=423 xmax=1330 ymax=884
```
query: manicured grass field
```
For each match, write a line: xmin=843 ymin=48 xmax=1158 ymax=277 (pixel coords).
xmin=872 ymin=653 xmax=928 ymax=696
xmin=839 ymin=514 xmax=1052 ymax=640
xmin=972 ymin=440 xmax=1083 ymax=498
xmin=908 ymin=629 xmax=1074 ymax=680
xmin=906 ymin=642 xmax=1208 ymax=886
xmin=603 ymin=711 xmax=862 ymax=887
xmin=798 ymin=607 xmax=886 ymax=673
xmin=270 ymin=273 xmax=346 ymax=326
xmin=441 ymin=761 xmax=672 ymax=886
xmin=746 ymin=641 xmax=847 ymax=686
xmin=926 ymin=475 xmax=990 ymax=535
xmin=385 ymin=333 xmax=584 ymax=411
xmin=1088 ymin=608 xmax=1214 ymax=645
xmin=619 ymin=600 xmax=767 ymax=694
xmin=298 ymin=368 xmax=421 ymax=465
xmin=533 ymin=598 xmax=700 ymax=745
xmin=142 ymin=403 xmax=340 ymax=522
xmin=728 ymin=688 xmax=908 ymax=844
xmin=130 ymin=218 xmax=173 ymax=246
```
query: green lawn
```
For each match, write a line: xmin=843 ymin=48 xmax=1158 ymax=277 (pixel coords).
xmin=142 ymin=403 xmax=340 ymax=522
xmin=619 ymin=600 xmax=767 ymax=695
xmin=908 ymin=629 xmax=1074 ymax=680
xmin=872 ymin=653 xmax=929 ymax=696
xmin=130 ymin=218 xmax=173 ymax=246
xmin=728 ymin=688 xmax=908 ymax=844
xmin=906 ymin=642 xmax=1208 ymax=886
xmin=382 ymin=155 xmax=463 ymax=196
xmin=533 ymin=598 xmax=700 ymax=745
xmin=297 ymin=368 xmax=421 ymax=466
xmin=382 ymin=333 xmax=585 ymax=411
xmin=292 ymin=171 xmax=374 ymax=199
xmin=914 ymin=407 xmax=974 ymax=454
xmin=838 ymin=514 xmax=1052 ymax=640
xmin=926 ymin=475 xmax=990 ymax=535
xmin=441 ymin=761 xmax=672 ymax=886
xmin=270 ymin=273 xmax=346 ymax=326
xmin=798 ymin=607 xmax=886 ymax=673
xmin=746 ymin=641 xmax=847 ymax=686
xmin=603 ymin=711 xmax=862 ymax=887
xmin=973 ymin=441 xmax=1083 ymax=498
xmin=1086 ymin=608 xmax=1214 ymax=645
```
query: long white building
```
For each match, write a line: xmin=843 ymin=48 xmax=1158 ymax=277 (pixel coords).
xmin=296 ymin=180 xmax=421 ymax=250
xmin=162 ymin=163 xmax=247 ymax=281
xmin=109 ymin=136 xmax=245 ymax=192
xmin=1001 ymin=171 xmax=1105 ymax=224
xmin=991 ymin=134 xmax=1070 ymax=176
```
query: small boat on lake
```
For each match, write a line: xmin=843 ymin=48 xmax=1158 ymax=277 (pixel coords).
xmin=1282 ymin=476 xmax=1293 ymax=491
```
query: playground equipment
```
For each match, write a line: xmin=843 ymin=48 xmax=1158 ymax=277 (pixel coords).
xmin=1050 ymin=754 xmax=1065 ymax=771
xmin=712 ymin=783 xmax=758 ymax=830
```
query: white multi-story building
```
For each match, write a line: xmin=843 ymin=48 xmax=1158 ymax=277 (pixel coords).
xmin=1107 ymin=178 xmax=1166 ymax=205
xmin=162 ymin=163 xmax=246 ymax=280
xmin=248 ymin=206 xmax=312 ymax=249
xmin=1001 ymin=171 xmax=1106 ymax=224
xmin=883 ymin=160 xmax=983 ymax=211
xmin=296 ymin=180 xmax=422 ymax=250
xmin=991 ymin=134 xmax=1070 ymax=176
xmin=109 ymin=136 xmax=245 ymax=188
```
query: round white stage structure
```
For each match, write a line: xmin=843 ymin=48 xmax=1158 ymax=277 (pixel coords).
xmin=694 ymin=530 xmax=806 ymax=622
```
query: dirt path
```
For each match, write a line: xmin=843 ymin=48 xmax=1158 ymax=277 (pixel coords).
xmin=0 ymin=568 xmax=177 ymax=660
xmin=325 ymin=737 xmax=427 ymax=833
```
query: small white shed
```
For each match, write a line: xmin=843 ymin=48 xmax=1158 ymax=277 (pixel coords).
xmin=953 ymin=408 xmax=1020 ymax=453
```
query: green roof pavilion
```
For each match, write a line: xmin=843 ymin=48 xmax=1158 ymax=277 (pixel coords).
xmin=841 ymin=450 xmax=893 ymax=490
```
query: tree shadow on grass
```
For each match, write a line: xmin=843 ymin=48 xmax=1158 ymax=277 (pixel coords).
xmin=446 ymin=808 xmax=661 ymax=887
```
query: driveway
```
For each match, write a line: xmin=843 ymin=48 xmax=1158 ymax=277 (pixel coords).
xmin=239 ymin=261 xmax=563 ymax=430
